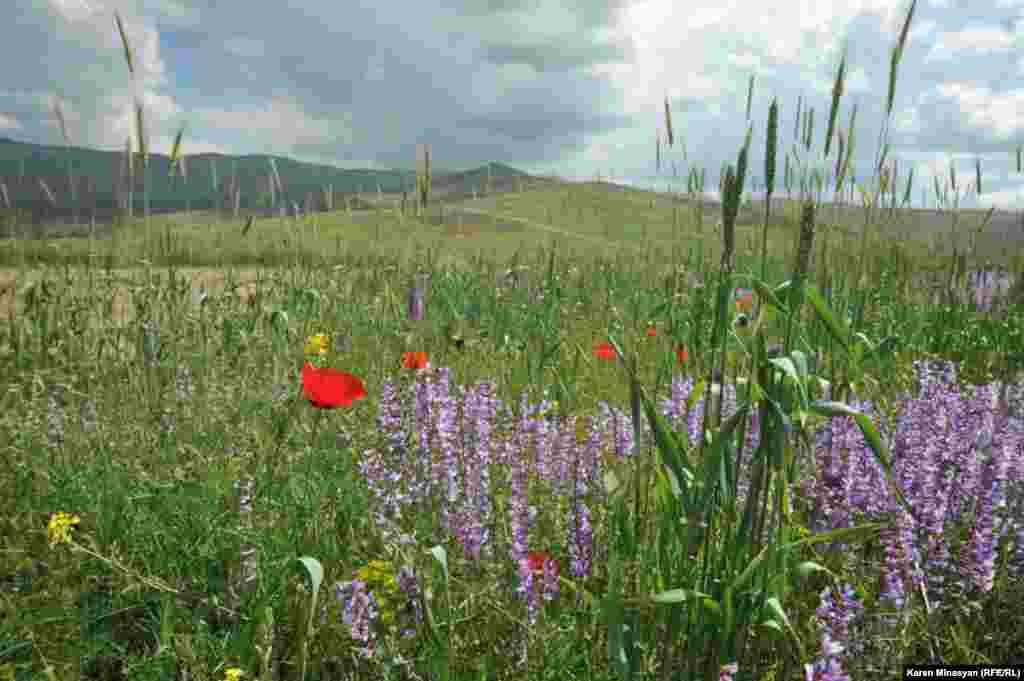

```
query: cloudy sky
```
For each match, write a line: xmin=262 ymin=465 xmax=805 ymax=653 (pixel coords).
xmin=3 ymin=0 xmax=1023 ymax=209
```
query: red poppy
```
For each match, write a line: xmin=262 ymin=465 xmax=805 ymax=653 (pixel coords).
xmin=676 ymin=346 xmax=689 ymax=366
xmin=594 ymin=342 xmax=615 ymax=360
xmin=301 ymin=362 xmax=366 ymax=408
xmin=646 ymin=326 xmax=657 ymax=338
xmin=402 ymin=351 xmax=429 ymax=369
xmin=526 ymin=550 xmax=558 ymax=576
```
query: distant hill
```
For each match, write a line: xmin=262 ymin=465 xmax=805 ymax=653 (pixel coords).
xmin=0 ymin=136 xmax=535 ymax=224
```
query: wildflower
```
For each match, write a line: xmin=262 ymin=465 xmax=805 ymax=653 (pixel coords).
xmin=541 ymin=554 xmax=560 ymax=602
xmin=509 ymin=402 xmax=532 ymax=568
xmin=676 ymin=346 xmax=689 ymax=366
xmin=304 ymin=333 xmax=330 ymax=357
xmin=408 ymin=278 xmax=426 ymax=321
xmin=720 ymin=662 xmax=739 ymax=681
xmin=526 ymin=550 xmax=558 ymax=576
xmin=733 ymin=312 xmax=752 ymax=337
xmin=141 ymin=318 xmax=161 ymax=367
xmin=232 ymin=478 xmax=259 ymax=598
xmin=301 ymin=362 xmax=366 ymax=408
xmin=79 ymin=399 xmax=98 ymax=434
xmin=961 ymin=447 xmax=1010 ymax=593
xmin=455 ymin=381 xmax=499 ymax=560
xmin=47 ymin=512 xmax=80 ymax=547
xmin=568 ymin=502 xmax=593 ymax=578
xmin=646 ymin=325 xmax=657 ymax=338
xmin=46 ymin=387 xmax=66 ymax=449
xmin=878 ymin=526 xmax=907 ymax=611
xmin=224 ymin=669 xmax=244 ymax=681
xmin=160 ymin=408 xmax=176 ymax=437
xmin=974 ymin=284 xmax=994 ymax=312
xmin=337 ymin=579 xmax=378 ymax=651
xmin=175 ymin=365 xmax=195 ymax=402
xmin=815 ymin=585 xmax=865 ymax=660
xmin=402 ymin=351 xmax=429 ymax=370
xmin=521 ymin=550 xmax=559 ymax=615
xmin=594 ymin=341 xmax=615 ymax=361
xmin=396 ymin=566 xmax=423 ymax=633
xmin=735 ymin=288 xmax=755 ymax=313
xmin=804 ymin=655 xmax=850 ymax=681
xmin=355 ymin=560 xmax=401 ymax=626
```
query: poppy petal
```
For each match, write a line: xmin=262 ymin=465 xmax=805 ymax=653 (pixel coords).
xmin=526 ymin=550 xmax=558 ymax=576
xmin=403 ymin=351 xmax=429 ymax=369
xmin=302 ymin=362 xmax=366 ymax=408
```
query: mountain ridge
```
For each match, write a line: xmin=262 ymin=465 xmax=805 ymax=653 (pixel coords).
xmin=0 ymin=135 xmax=538 ymax=222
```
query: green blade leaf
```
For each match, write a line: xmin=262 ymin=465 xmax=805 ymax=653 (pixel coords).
xmin=805 ymin=283 xmax=850 ymax=352
xmin=430 ymin=545 xmax=449 ymax=585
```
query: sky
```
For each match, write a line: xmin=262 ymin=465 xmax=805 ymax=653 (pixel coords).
xmin=2 ymin=0 xmax=1023 ymax=210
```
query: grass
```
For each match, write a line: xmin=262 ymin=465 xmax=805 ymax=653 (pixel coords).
xmin=3 ymin=2 xmax=1024 ymax=680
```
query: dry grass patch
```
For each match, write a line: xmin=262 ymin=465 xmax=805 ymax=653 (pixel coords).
xmin=443 ymin=222 xmax=483 ymax=239
xmin=0 ymin=267 xmax=269 ymax=322
xmin=188 ymin=269 xmax=263 ymax=305
xmin=0 ymin=271 xmax=17 ymax=321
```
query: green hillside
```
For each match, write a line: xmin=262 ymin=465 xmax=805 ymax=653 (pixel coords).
xmin=0 ymin=136 xmax=532 ymax=221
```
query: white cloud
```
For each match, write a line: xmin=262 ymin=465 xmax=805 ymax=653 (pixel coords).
xmin=925 ymin=24 xmax=1017 ymax=60
xmin=0 ymin=113 xmax=22 ymax=131
xmin=193 ymin=97 xmax=354 ymax=149
xmin=0 ymin=0 xmax=1019 ymax=213
xmin=934 ymin=83 xmax=1024 ymax=140
xmin=49 ymin=0 xmax=103 ymax=23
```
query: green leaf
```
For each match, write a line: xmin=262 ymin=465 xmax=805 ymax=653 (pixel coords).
xmin=430 ymin=545 xmax=449 ymax=585
xmin=649 ymin=299 xmax=672 ymax=319
xmin=768 ymin=357 xmax=800 ymax=385
xmin=744 ymin=278 xmax=791 ymax=316
xmin=805 ymin=284 xmax=850 ymax=351
xmin=790 ymin=350 xmax=809 ymax=378
xmin=296 ymin=556 xmax=324 ymax=598
xmin=650 ymin=588 xmax=713 ymax=604
xmin=296 ymin=554 xmax=325 ymax=681
xmin=638 ymin=385 xmax=696 ymax=508
xmin=793 ymin=561 xmax=829 ymax=580
xmin=603 ymin=468 xmax=624 ymax=497
xmin=764 ymin=597 xmax=804 ymax=658
xmin=731 ymin=523 xmax=886 ymax=593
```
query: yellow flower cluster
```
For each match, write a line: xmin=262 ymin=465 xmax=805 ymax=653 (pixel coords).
xmin=304 ymin=333 xmax=330 ymax=357
xmin=47 ymin=512 xmax=80 ymax=547
xmin=356 ymin=559 xmax=401 ymax=626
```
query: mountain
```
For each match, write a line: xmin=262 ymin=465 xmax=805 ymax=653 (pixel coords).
xmin=0 ymin=137 xmax=535 ymax=223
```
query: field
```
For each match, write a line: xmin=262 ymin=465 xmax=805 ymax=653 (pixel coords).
xmin=3 ymin=4 xmax=1024 ymax=681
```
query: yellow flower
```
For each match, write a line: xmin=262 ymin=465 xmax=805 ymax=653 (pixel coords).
xmin=224 ymin=668 xmax=244 ymax=681
xmin=304 ymin=333 xmax=330 ymax=357
xmin=356 ymin=560 xmax=400 ymax=625
xmin=47 ymin=512 xmax=80 ymax=547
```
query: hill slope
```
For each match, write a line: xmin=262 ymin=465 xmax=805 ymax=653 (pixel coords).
xmin=0 ymin=137 xmax=535 ymax=222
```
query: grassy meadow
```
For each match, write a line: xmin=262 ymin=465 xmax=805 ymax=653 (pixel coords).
xmin=4 ymin=3 xmax=1024 ymax=680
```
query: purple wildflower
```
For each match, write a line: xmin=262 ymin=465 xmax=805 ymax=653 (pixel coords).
xmin=337 ymin=579 xmax=378 ymax=655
